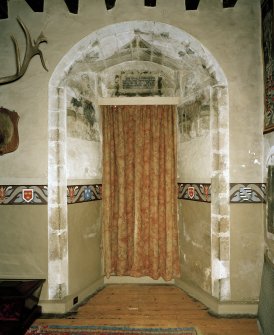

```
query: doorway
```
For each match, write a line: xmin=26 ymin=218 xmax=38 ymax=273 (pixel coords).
xmin=47 ymin=21 xmax=229 ymax=305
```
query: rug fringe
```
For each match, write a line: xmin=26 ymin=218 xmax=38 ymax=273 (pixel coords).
xmin=26 ymin=325 xmax=201 ymax=335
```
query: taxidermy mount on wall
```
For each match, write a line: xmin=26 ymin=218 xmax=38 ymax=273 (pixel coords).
xmin=0 ymin=107 xmax=19 ymax=155
xmin=0 ymin=17 xmax=48 ymax=85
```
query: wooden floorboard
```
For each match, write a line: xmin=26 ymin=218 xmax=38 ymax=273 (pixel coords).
xmin=34 ymin=284 xmax=260 ymax=335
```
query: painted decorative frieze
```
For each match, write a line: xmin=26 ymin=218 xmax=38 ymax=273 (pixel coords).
xmin=0 ymin=183 xmax=266 ymax=205
xmin=178 ymin=183 xmax=211 ymax=202
xmin=178 ymin=183 xmax=266 ymax=203
xmin=229 ymin=183 xmax=266 ymax=203
xmin=0 ymin=184 xmax=102 ymax=205
xmin=67 ymin=184 xmax=102 ymax=204
xmin=0 ymin=185 xmax=48 ymax=205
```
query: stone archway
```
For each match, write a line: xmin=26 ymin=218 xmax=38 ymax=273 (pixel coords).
xmin=48 ymin=21 xmax=229 ymax=302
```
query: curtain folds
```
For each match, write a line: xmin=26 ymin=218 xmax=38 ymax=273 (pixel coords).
xmin=102 ymin=104 xmax=180 ymax=281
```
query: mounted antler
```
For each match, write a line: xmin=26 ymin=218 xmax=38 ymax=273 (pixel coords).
xmin=0 ymin=17 xmax=48 ymax=85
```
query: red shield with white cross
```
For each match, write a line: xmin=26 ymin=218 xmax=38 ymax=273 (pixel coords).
xmin=187 ymin=186 xmax=195 ymax=199
xmin=22 ymin=189 xmax=34 ymax=202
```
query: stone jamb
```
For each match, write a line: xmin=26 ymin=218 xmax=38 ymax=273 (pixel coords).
xmin=48 ymin=85 xmax=68 ymax=299
xmin=210 ymin=85 xmax=230 ymax=300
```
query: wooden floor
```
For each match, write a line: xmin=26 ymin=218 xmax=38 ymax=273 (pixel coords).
xmin=34 ymin=285 xmax=260 ymax=335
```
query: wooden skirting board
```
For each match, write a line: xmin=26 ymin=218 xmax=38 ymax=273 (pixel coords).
xmin=175 ymin=278 xmax=258 ymax=316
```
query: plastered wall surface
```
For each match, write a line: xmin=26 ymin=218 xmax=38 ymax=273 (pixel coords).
xmin=0 ymin=0 xmax=265 ymax=308
xmin=178 ymin=201 xmax=211 ymax=294
xmin=177 ymin=135 xmax=211 ymax=182
xmin=68 ymin=202 xmax=102 ymax=296
xmin=230 ymin=204 xmax=264 ymax=301
xmin=67 ymin=140 xmax=102 ymax=179
xmin=0 ymin=206 xmax=48 ymax=299
xmin=227 ymin=6 xmax=264 ymax=182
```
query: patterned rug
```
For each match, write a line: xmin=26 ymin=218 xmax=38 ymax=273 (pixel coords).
xmin=25 ymin=325 xmax=201 ymax=335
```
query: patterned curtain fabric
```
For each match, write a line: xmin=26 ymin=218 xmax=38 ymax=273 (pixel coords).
xmin=102 ymin=104 xmax=180 ymax=281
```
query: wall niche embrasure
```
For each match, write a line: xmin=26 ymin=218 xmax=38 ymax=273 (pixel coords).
xmin=48 ymin=21 xmax=229 ymax=302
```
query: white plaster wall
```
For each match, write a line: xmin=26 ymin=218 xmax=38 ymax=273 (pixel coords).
xmin=226 ymin=4 xmax=264 ymax=182
xmin=178 ymin=134 xmax=211 ymax=182
xmin=67 ymin=139 xmax=102 ymax=179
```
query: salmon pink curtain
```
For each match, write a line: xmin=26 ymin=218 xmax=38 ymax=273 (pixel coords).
xmin=102 ymin=104 xmax=180 ymax=281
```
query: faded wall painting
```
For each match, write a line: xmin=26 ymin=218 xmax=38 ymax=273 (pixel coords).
xmin=66 ymin=94 xmax=101 ymax=179
xmin=67 ymin=96 xmax=100 ymax=142
xmin=177 ymin=87 xmax=211 ymax=182
xmin=177 ymin=87 xmax=210 ymax=142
